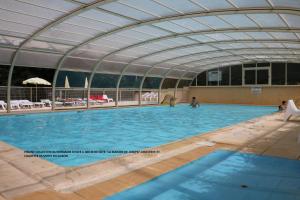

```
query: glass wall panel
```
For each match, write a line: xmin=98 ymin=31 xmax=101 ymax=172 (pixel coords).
xmin=257 ymin=62 xmax=270 ymax=67
xmin=231 ymin=65 xmax=242 ymax=85
xmin=91 ymin=73 xmax=119 ymax=88
xmin=244 ymin=70 xmax=256 ymax=85
xmin=257 ymin=69 xmax=269 ymax=84
xmin=56 ymin=71 xmax=89 ymax=88
xmin=0 ymin=65 xmax=9 ymax=86
xmin=219 ymin=66 xmax=229 ymax=85
xmin=11 ymin=66 xmax=54 ymax=102
xmin=162 ymin=78 xmax=177 ymax=89
xmin=207 ymin=69 xmax=219 ymax=86
xmin=0 ymin=65 xmax=8 ymax=103
xmin=143 ymin=77 xmax=161 ymax=89
xmin=244 ymin=63 xmax=256 ymax=68
xmin=287 ymin=63 xmax=300 ymax=85
xmin=272 ymin=63 xmax=285 ymax=85
xmin=178 ymin=80 xmax=191 ymax=88
xmin=120 ymin=75 xmax=142 ymax=88
xmin=197 ymin=71 xmax=207 ymax=86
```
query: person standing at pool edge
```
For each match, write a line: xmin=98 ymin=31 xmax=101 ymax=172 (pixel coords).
xmin=190 ymin=97 xmax=199 ymax=108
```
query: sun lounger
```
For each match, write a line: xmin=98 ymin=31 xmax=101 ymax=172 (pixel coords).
xmin=10 ymin=100 xmax=20 ymax=109
xmin=19 ymin=100 xmax=33 ymax=109
xmin=103 ymin=95 xmax=113 ymax=102
xmin=284 ymin=100 xmax=300 ymax=121
xmin=0 ymin=100 xmax=6 ymax=110
xmin=33 ymin=102 xmax=45 ymax=108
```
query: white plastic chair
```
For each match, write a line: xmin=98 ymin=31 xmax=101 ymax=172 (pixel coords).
xmin=0 ymin=100 xmax=6 ymax=110
xmin=284 ymin=100 xmax=300 ymax=121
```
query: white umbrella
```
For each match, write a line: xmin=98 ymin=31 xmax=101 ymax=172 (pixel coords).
xmin=22 ymin=77 xmax=51 ymax=102
xmin=64 ymin=76 xmax=70 ymax=89
xmin=64 ymin=76 xmax=70 ymax=99
xmin=84 ymin=77 xmax=88 ymax=89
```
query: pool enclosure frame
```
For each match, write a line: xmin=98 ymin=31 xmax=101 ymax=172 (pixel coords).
xmin=1 ymin=0 xmax=300 ymax=112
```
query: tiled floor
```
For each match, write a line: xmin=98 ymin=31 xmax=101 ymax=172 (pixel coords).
xmin=0 ymin=113 xmax=299 ymax=200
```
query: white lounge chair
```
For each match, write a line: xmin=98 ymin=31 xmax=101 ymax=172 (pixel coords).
xmin=284 ymin=100 xmax=300 ymax=121
xmin=10 ymin=100 xmax=20 ymax=109
xmin=103 ymin=95 xmax=113 ymax=102
xmin=19 ymin=100 xmax=33 ymax=109
xmin=0 ymin=100 xmax=6 ymax=110
xmin=41 ymin=99 xmax=52 ymax=107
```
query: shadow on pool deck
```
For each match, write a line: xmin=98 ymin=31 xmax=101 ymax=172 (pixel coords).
xmin=0 ymin=113 xmax=299 ymax=200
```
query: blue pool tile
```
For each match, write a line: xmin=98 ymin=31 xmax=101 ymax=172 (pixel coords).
xmin=105 ymin=150 xmax=300 ymax=200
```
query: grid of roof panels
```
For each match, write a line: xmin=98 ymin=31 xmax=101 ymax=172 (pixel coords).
xmin=1 ymin=0 xmax=300 ymax=80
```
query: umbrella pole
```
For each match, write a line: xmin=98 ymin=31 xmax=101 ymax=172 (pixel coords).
xmin=36 ymin=84 xmax=37 ymax=102
xmin=30 ymin=87 xmax=32 ymax=102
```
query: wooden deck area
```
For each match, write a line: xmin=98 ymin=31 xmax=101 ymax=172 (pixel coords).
xmin=0 ymin=112 xmax=299 ymax=200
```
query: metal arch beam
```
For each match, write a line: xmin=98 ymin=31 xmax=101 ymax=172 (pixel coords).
xmin=108 ymin=36 xmax=300 ymax=107
xmin=6 ymin=0 xmax=117 ymax=112
xmin=137 ymin=45 xmax=300 ymax=96
xmin=53 ymin=8 xmax=300 ymax=109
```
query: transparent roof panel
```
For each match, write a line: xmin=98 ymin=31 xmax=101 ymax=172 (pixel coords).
xmin=224 ymin=32 xmax=252 ymax=40
xmin=148 ymin=67 xmax=169 ymax=77
xmin=119 ymin=0 xmax=177 ymax=17
xmin=269 ymin=32 xmax=298 ymax=40
xmin=205 ymin=33 xmax=233 ymax=41
xmin=229 ymin=0 xmax=270 ymax=8
xmin=99 ymin=60 xmax=126 ymax=74
xmin=247 ymin=14 xmax=287 ymax=27
xmin=0 ymin=20 xmax=40 ymax=36
xmin=0 ymin=48 xmax=15 ymax=65
xmin=281 ymin=14 xmax=300 ymax=28
xmin=125 ymin=64 xmax=150 ymax=75
xmin=171 ymin=18 xmax=210 ymax=31
xmin=245 ymin=32 xmax=273 ymax=40
xmin=117 ymin=29 xmax=158 ymax=41
xmin=168 ymin=70 xmax=185 ymax=78
xmin=106 ymin=54 xmax=137 ymax=63
xmin=194 ymin=16 xmax=234 ymax=29
xmin=51 ymin=23 xmax=101 ymax=37
xmin=16 ymin=50 xmax=62 ymax=68
xmin=191 ymin=0 xmax=234 ymax=10
xmin=132 ymin=25 xmax=171 ymax=37
xmin=62 ymin=57 xmax=96 ymax=72
xmin=100 ymin=2 xmax=155 ymax=20
xmin=188 ymin=34 xmax=216 ymax=42
xmin=263 ymin=43 xmax=284 ymax=48
xmin=79 ymin=9 xmax=134 ymax=27
xmin=158 ymin=0 xmax=204 ymax=13
xmin=18 ymin=0 xmax=79 ymax=12
xmin=154 ymin=21 xmax=190 ymax=33
xmin=1 ymin=0 xmax=65 ymax=19
xmin=39 ymin=29 xmax=92 ymax=45
xmin=70 ymin=49 xmax=107 ymax=60
xmin=64 ymin=16 xmax=117 ymax=32
xmin=270 ymin=0 xmax=300 ymax=8
xmin=24 ymin=40 xmax=72 ymax=53
xmin=219 ymin=14 xmax=258 ymax=28
xmin=0 ymin=35 xmax=24 ymax=47
xmin=0 ymin=9 xmax=50 ymax=28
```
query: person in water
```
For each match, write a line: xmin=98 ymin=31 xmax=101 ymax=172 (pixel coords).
xmin=190 ymin=97 xmax=199 ymax=108
xmin=170 ymin=96 xmax=176 ymax=107
xmin=278 ymin=100 xmax=287 ymax=111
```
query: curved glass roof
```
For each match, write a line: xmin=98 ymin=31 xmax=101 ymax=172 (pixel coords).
xmin=1 ymin=0 xmax=300 ymax=80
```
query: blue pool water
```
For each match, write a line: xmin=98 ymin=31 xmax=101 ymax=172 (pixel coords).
xmin=106 ymin=150 xmax=300 ymax=200
xmin=0 ymin=104 xmax=276 ymax=166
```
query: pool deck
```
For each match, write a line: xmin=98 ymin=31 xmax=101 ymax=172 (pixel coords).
xmin=0 ymin=112 xmax=300 ymax=200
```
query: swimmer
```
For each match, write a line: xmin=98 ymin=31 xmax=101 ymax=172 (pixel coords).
xmin=190 ymin=97 xmax=199 ymax=108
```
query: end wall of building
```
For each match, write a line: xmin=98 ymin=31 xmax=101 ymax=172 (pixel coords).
xmin=188 ymin=86 xmax=300 ymax=106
